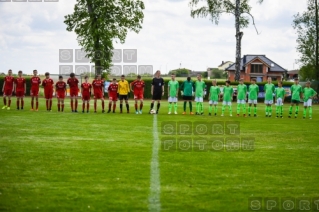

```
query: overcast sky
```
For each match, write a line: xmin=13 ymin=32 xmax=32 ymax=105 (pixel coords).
xmin=0 ymin=0 xmax=308 ymax=75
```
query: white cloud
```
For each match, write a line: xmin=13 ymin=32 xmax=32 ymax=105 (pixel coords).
xmin=0 ymin=0 xmax=308 ymax=75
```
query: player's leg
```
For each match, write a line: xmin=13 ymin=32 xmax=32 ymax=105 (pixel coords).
xmin=288 ymin=102 xmax=294 ymax=118
xmin=21 ymin=95 xmax=24 ymax=110
xmin=57 ymin=98 xmax=61 ymax=112
xmin=150 ymin=99 xmax=155 ymax=112
xmin=248 ymin=101 xmax=252 ymax=116
xmin=221 ymin=101 xmax=225 ymax=116
xmin=119 ymin=97 xmax=123 ymax=113
xmin=61 ymin=99 xmax=65 ymax=112
xmin=268 ymin=103 xmax=273 ymax=117
xmin=134 ymin=98 xmax=138 ymax=114
xmin=125 ymin=97 xmax=129 ymax=113
xmin=74 ymin=96 xmax=78 ymax=112
xmin=35 ymin=96 xmax=39 ymax=111
xmin=139 ymin=98 xmax=143 ymax=114
xmin=303 ymin=101 xmax=307 ymax=118
xmin=70 ymin=96 xmax=74 ymax=112
xmin=228 ymin=102 xmax=232 ymax=116
xmin=295 ymin=102 xmax=299 ymax=118
xmin=101 ymin=98 xmax=105 ymax=113
xmin=242 ymin=102 xmax=246 ymax=116
xmin=108 ymin=97 xmax=112 ymax=113
xmin=2 ymin=94 xmax=7 ymax=109
xmin=214 ymin=102 xmax=218 ymax=116
xmin=82 ymin=98 xmax=85 ymax=113
xmin=183 ymin=100 xmax=187 ymax=114
xmin=49 ymin=97 xmax=53 ymax=111
xmin=94 ymin=98 xmax=97 ymax=112
xmin=195 ymin=99 xmax=199 ymax=115
xmin=265 ymin=101 xmax=269 ymax=117
xmin=208 ymin=101 xmax=213 ymax=116
xmin=30 ymin=95 xmax=34 ymax=110
xmin=174 ymin=98 xmax=178 ymax=114
xmin=189 ymin=100 xmax=193 ymax=115
xmin=236 ymin=100 xmax=241 ymax=116
xmin=200 ymin=98 xmax=204 ymax=115
xmin=254 ymin=103 xmax=257 ymax=117
xmin=16 ymin=96 xmax=20 ymax=110
xmin=7 ymin=95 xmax=11 ymax=110
xmin=156 ymin=100 xmax=161 ymax=114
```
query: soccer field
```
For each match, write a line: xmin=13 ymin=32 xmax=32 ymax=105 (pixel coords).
xmin=0 ymin=97 xmax=319 ymax=211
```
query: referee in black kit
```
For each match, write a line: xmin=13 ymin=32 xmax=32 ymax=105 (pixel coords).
xmin=149 ymin=70 xmax=164 ymax=114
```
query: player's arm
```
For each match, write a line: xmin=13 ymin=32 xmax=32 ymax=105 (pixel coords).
xmin=283 ymin=89 xmax=286 ymax=102
xmin=1 ymin=79 xmax=5 ymax=93
xmin=168 ymin=84 xmax=170 ymax=97
xmin=13 ymin=79 xmax=16 ymax=93
xmin=162 ymin=85 xmax=164 ymax=96
xmin=176 ymin=83 xmax=179 ymax=97
xmin=130 ymin=82 xmax=133 ymax=93
xmin=126 ymin=81 xmax=130 ymax=93
xmin=300 ymin=87 xmax=304 ymax=100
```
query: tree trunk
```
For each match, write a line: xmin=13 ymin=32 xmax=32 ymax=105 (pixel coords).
xmin=235 ymin=0 xmax=241 ymax=82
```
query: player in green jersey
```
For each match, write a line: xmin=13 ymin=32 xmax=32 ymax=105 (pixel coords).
xmin=167 ymin=74 xmax=179 ymax=114
xmin=180 ymin=77 xmax=194 ymax=115
xmin=302 ymin=81 xmax=317 ymax=119
xmin=275 ymin=81 xmax=286 ymax=118
xmin=248 ymin=78 xmax=259 ymax=117
xmin=288 ymin=78 xmax=303 ymax=118
xmin=208 ymin=79 xmax=221 ymax=116
xmin=236 ymin=78 xmax=247 ymax=117
xmin=264 ymin=77 xmax=275 ymax=117
xmin=221 ymin=80 xmax=233 ymax=116
xmin=194 ymin=74 xmax=206 ymax=115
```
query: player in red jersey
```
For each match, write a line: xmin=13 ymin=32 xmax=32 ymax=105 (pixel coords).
xmin=14 ymin=70 xmax=26 ymax=110
xmin=42 ymin=72 xmax=54 ymax=111
xmin=2 ymin=69 xmax=14 ymax=110
xmin=81 ymin=75 xmax=92 ymax=113
xmin=67 ymin=73 xmax=79 ymax=112
xmin=30 ymin=69 xmax=41 ymax=111
xmin=130 ymin=75 xmax=145 ymax=114
xmin=92 ymin=74 xmax=105 ymax=113
xmin=107 ymin=78 xmax=118 ymax=113
xmin=55 ymin=75 xmax=67 ymax=112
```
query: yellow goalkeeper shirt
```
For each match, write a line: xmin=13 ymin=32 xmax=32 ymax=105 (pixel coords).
xmin=118 ymin=80 xmax=130 ymax=95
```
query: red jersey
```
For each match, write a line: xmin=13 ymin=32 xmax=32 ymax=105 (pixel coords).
xmin=131 ymin=80 xmax=145 ymax=94
xmin=15 ymin=77 xmax=26 ymax=92
xmin=92 ymin=79 xmax=104 ymax=93
xmin=30 ymin=76 xmax=41 ymax=90
xmin=108 ymin=83 xmax=118 ymax=95
xmin=4 ymin=76 xmax=14 ymax=90
xmin=81 ymin=82 xmax=92 ymax=95
xmin=55 ymin=81 xmax=66 ymax=93
xmin=42 ymin=78 xmax=54 ymax=91
xmin=67 ymin=78 xmax=79 ymax=89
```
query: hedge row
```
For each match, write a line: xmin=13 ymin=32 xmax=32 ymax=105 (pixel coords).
xmin=0 ymin=77 xmax=294 ymax=100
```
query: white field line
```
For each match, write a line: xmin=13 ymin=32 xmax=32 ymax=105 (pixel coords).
xmin=148 ymin=115 xmax=161 ymax=212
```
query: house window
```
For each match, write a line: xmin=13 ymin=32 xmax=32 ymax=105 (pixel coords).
xmin=251 ymin=64 xmax=263 ymax=73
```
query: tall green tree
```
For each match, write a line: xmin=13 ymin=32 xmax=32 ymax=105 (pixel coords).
xmin=64 ymin=0 xmax=145 ymax=75
xmin=189 ymin=0 xmax=262 ymax=81
xmin=293 ymin=0 xmax=319 ymax=89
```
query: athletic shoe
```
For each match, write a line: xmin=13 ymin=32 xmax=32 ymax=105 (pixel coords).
xmin=174 ymin=111 xmax=178 ymax=115
xmin=127 ymin=111 xmax=130 ymax=113
xmin=237 ymin=114 xmax=240 ymax=117
xmin=214 ymin=113 xmax=217 ymax=116
xmin=7 ymin=107 xmax=10 ymax=110
xmin=221 ymin=114 xmax=224 ymax=116
xmin=94 ymin=111 xmax=97 ymax=113
xmin=276 ymin=116 xmax=278 ymax=118
xmin=35 ymin=109 xmax=38 ymax=112
xmin=102 ymin=110 xmax=105 ymax=113
xmin=248 ymin=114 xmax=251 ymax=117
xmin=303 ymin=117 xmax=305 ymax=119
xmin=243 ymin=114 xmax=246 ymax=117
xmin=182 ymin=112 xmax=186 ymax=115
xmin=107 ymin=110 xmax=111 ymax=113
xmin=136 ymin=111 xmax=139 ymax=114
xmin=201 ymin=112 xmax=204 ymax=115
xmin=309 ymin=117 xmax=312 ymax=119
xmin=288 ymin=115 xmax=291 ymax=118
xmin=190 ymin=112 xmax=194 ymax=115
xmin=280 ymin=116 xmax=283 ymax=118
xmin=139 ymin=110 xmax=142 ymax=114
xmin=2 ymin=106 xmax=7 ymax=110
xmin=230 ymin=114 xmax=232 ymax=117
xmin=74 ymin=110 xmax=78 ymax=113
xmin=254 ymin=114 xmax=257 ymax=117
xmin=30 ymin=109 xmax=34 ymax=111
xmin=266 ymin=115 xmax=268 ymax=117
xmin=269 ymin=115 xmax=271 ymax=117
xmin=113 ymin=111 xmax=115 ymax=113
xmin=168 ymin=112 xmax=171 ymax=114
xmin=87 ymin=111 xmax=89 ymax=113
xmin=82 ymin=111 xmax=84 ymax=113
xmin=16 ymin=108 xmax=19 ymax=110
xmin=209 ymin=113 xmax=211 ymax=116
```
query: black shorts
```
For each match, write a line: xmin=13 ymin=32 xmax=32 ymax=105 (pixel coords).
xmin=119 ymin=95 xmax=128 ymax=100
xmin=183 ymin=95 xmax=192 ymax=101
xmin=152 ymin=92 xmax=162 ymax=100
xmin=291 ymin=99 xmax=300 ymax=104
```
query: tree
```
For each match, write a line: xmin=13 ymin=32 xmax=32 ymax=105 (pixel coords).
xmin=168 ymin=68 xmax=191 ymax=77
xmin=64 ymin=0 xmax=145 ymax=75
xmin=293 ymin=0 xmax=319 ymax=89
xmin=299 ymin=63 xmax=316 ymax=80
xmin=189 ymin=0 xmax=262 ymax=81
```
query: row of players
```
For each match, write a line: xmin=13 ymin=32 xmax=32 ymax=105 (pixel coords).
xmin=1 ymin=69 xmax=317 ymax=118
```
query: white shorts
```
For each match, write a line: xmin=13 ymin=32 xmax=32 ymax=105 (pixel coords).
xmin=264 ymin=100 xmax=273 ymax=105
xmin=276 ymin=98 xmax=283 ymax=106
xmin=237 ymin=99 xmax=246 ymax=104
xmin=168 ymin=97 xmax=178 ymax=103
xmin=209 ymin=100 xmax=218 ymax=105
xmin=304 ymin=99 xmax=312 ymax=107
xmin=248 ymin=99 xmax=257 ymax=104
xmin=223 ymin=101 xmax=232 ymax=106
xmin=195 ymin=97 xmax=203 ymax=102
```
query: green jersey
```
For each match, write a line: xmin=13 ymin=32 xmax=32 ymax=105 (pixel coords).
xmin=303 ymin=87 xmax=317 ymax=101
xmin=248 ymin=84 xmax=259 ymax=100
xmin=195 ymin=80 xmax=205 ymax=97
xmin=168 ymin=80 xmax=179 ymax=97
xmin=264 ymin=83 xmax=275 ymax=101
xmin=275 ymin=87 xmax=286 ymax=99
xmin=180 ymin=80 xmax=194 ymax=96
xmin=209 ymin=85 xmax=221 ymax=101
xmin=223 ymin=86 xmax=233 ymax=102
xmin=290 ymin=84 xmax=303 ymax=101
xmin=237 ymin=84 xmax=247 ymax=100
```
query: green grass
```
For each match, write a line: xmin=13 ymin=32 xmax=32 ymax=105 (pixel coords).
xmin=0 ymin=97 xmax=318 ymax=211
